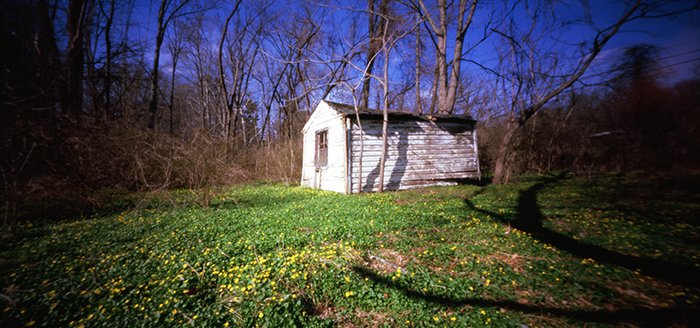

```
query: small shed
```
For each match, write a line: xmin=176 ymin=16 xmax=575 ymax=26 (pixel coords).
xmin=300 ymin=100 xmax=481 ymax=193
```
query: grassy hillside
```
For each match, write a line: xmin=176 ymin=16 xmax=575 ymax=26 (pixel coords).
xmin=1 ymin=174 xmax=699 ymax=327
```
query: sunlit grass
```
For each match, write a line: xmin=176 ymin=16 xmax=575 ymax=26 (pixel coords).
xmin=1 ymin=174 xmax=698 ymax=327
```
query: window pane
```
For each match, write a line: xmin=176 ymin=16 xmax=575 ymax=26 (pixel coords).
xmin=316 ymin=130 xmax=328 ymax=167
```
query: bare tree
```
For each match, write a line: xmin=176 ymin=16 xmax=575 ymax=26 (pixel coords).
xmin=360 ymin=0 xmax=391 ymax=110
xmin=489 ymin=1 xmax=643 ymax=184
xmin=182 ymin=14 xmax=217 ymax=133
xmin=410 ymin=0 xmax=477 ymax=114
xmin=82 ymin=0 xmax=133 ymax=123
xmin=218 ymin=0 xmax=272 ymax=142
xmin=84 ymin=0 xmax=101 ymax=122
xmin=102 ymin=0 xmax=116 ymax=120
xmin=166 ymin=21 xmax=190 ymax=135
xmin=344 ymin=7 xmax=413 ymax=192
xmin=65 ymin=0 xmax=88 ymax=121
xmin=147 ymin=0 xmax=199 ymax=130
xmin=377 ymin=16 xmax=415 ymax=191
xmin=414 ymin=11 xmax=422 ymax=114
xmin=274 ymin=9 xmax=321 ymax=139
xmin=337 ymin=38 xmax=384 ymax=193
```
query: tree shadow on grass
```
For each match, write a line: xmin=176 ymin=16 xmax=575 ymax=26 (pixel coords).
xmin=351 ymin=174 xmax=700 ymax=325
xmin=463 ymin=173 xmax=700 ymax=288
xmin=351 ymin=265 xmax=698 ymax=326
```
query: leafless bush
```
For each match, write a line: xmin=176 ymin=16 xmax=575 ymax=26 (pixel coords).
xmin=1 ymin=114 xmax=309 ymax=224
xmin=70 ymin=126 xmax=250 ymax=205
xmin=244 ymin=136 xmax=302 ymax=185
xmin=1 ymin=123 xmax=258 ymax=223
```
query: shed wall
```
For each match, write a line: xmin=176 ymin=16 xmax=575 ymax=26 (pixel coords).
xmin=300 ymin=104 xmax=347 ymax=193
xmin=349 ymin=119 xmax=478 ymax=193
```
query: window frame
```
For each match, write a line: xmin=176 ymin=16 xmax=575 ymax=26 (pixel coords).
xmin=315 ymin=129 xmax=328 ymax=168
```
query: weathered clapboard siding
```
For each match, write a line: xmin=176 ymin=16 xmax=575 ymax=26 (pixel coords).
xmin=350 ymin=160 xmax=478 ymax=171
xmin=300 ymin=101 xmax=347 ymax=193
xmin=301 ymin=100 xmax=480 ymax=194
xmin=348 ymin=118 xmax=478 ymax=192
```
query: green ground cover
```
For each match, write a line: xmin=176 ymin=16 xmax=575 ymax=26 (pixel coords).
xmin=1 ymin=174 xmax=699 ymax=327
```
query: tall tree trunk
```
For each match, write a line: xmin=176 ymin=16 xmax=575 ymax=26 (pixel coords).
xmin=147 ymin=0 xmax=168 ymax=130
xmin=84 ymin=0 xmax=100 ymax=123
xmin=104 ymin=0 xmax=114 ymax=120
xmin=444 ymin=0 xmax=476 ymax=113
xmin=66 ymin=0 xmax=86 ymax=121
xmin=168 ymin=49 xmax=179 ymax=135
xmin=417 ymin=0 xmax=476 ymax=114
xmin=361 ymin=0 xmax=388 ymax=110
xmin=429 ymin=63 xmax=438 ymax=114
xmin=217 ymin=0 xmax=243 ymax=139
xmin=435 ymin=0 xmax=448 ymax=114
xmin=360 ymin=0 xmax=376 ymax=110
xmin=360 ymin=60 xmax=377 ymax=110
xmin=492 ymin=119 xmax=517 ymax=184
xmin=351 ymin=97 xmax=364 ymax=193
xmin=36 ymin=0 xmax=61 ymax=116
xmin=414 ymin=12 xmax=422 ymax=114
xmin=378 ymin=46 xmax=390 ymax=192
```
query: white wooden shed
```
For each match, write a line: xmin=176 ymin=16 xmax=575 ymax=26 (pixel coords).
xmin=300 ymin=100 xmax=480 ymax=193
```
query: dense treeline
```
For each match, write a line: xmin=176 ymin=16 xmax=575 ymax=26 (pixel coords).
xmin=480 ymin=46 xmax=700 ymax=180
xmin=1 ymin=0 xmax=697 ymax=223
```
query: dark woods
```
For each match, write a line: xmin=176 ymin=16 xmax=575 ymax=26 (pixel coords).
xmin=0 ymin=0 xmax=305 ymax=223
xmin=478 ymin=45 xmax=699 ymax=181
xmin=1 ymin=0 xmax=698 ymax=224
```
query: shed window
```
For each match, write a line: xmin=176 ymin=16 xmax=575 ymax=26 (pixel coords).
xmin=315 ymin=130 xmax=328 ymax=167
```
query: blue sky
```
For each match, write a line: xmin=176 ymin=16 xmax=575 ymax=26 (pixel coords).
xmin=583 ymin=0 xmax=700 ymax=84
xmin=128 ymin=0 xmax=699 ymax=88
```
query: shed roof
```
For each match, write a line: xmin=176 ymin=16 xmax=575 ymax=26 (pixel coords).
xmin=324 ymin=100 xmax=476 ymax=123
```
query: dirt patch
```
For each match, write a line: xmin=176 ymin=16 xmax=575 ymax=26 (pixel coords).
xmin=351 ymin=309 xmax=394 ymax=327
xmin=363 ymin=248 xmax=411 ymax=273
xmin=409 ymin=246 xmax=427 ymax=254
xmin=486 ymin=252 xmax=526 ymax=273
xmin=514 ymin=288 xmax=599 ymax=311
xmin=515 ymin=289 xmax=532 ymax=305
xmin=378 ymin=232 xmax=400 ymax=244
xmin=613 ymin=286 xmax=658 ymax=306
xmin=316 ymin=304 xmax=338 ymax=320
xmin=609 ymin=277 xmax=683 ymax=309
xmin=330 ymin=308 xmax=394 ymax=328
xmin=302 ymin=297 xmax=343 ymax=322
xmin=377 ymin=248 xmax=409 ymax=267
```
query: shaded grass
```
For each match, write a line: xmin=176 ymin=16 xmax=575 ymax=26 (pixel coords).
xmin=1 ymin=175 xmax=699 ymax=327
